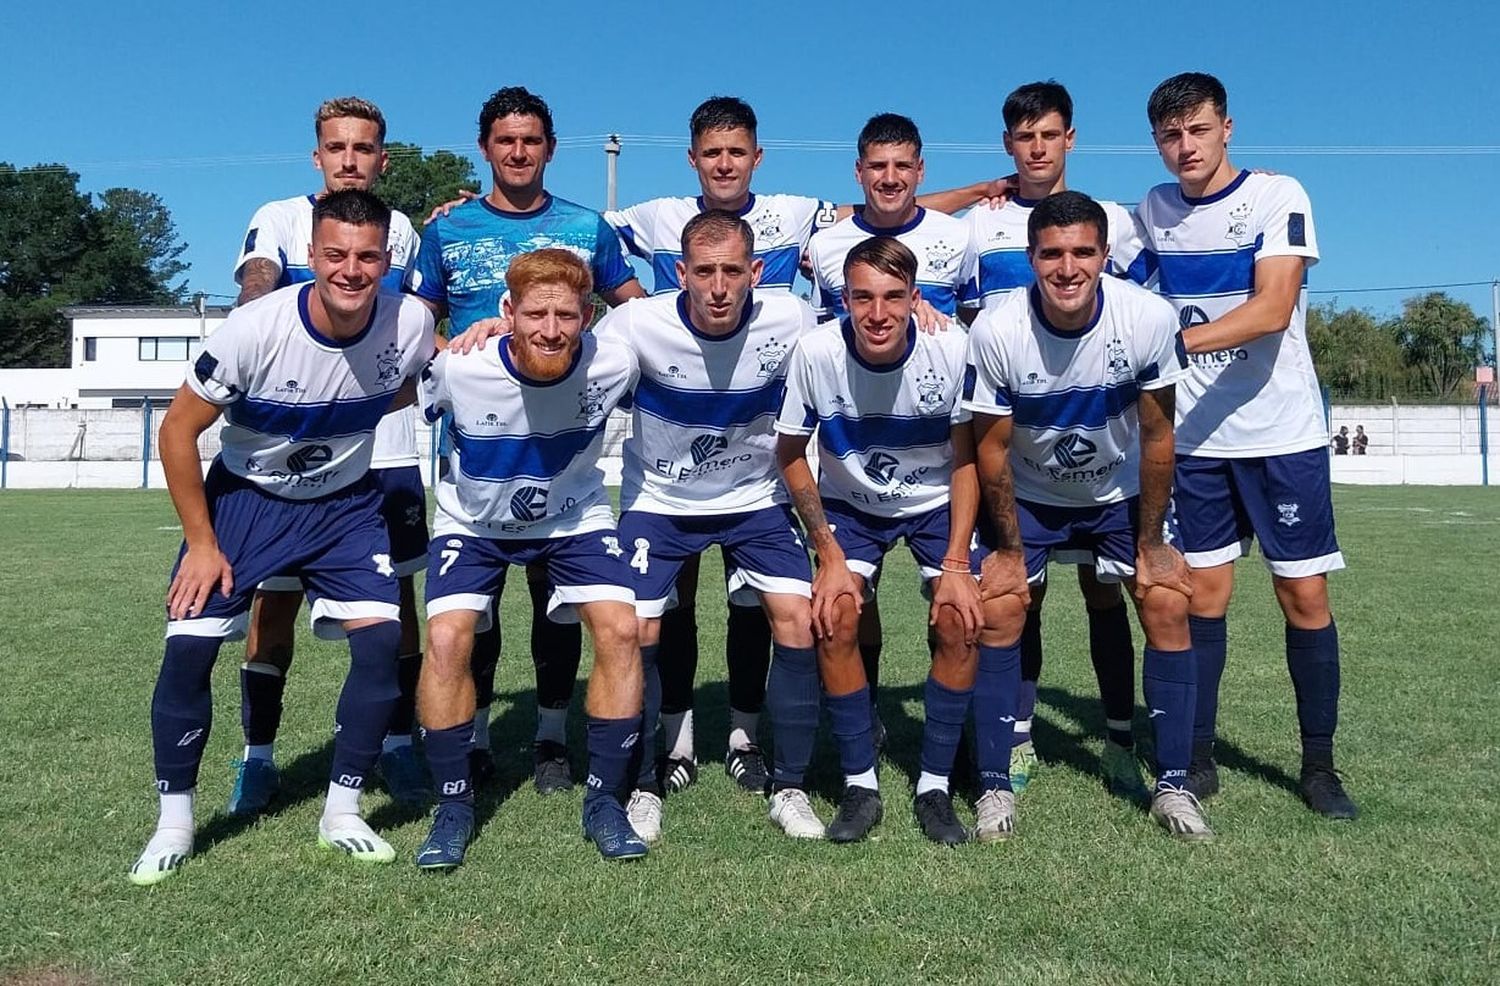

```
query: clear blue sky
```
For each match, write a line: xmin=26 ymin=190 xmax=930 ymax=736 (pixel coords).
xmin=3 ymin=0 xmax=1496 ymax=321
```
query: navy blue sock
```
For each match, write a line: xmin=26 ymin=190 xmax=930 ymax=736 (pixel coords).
xmin=1088 ymin=604 xmax=1136 ymax=747
xmin=636 ymin=644 xmax=662 ymax=790
xmin=329 ymin=622 xmax=402 ymax=788
xmin=584 ymin=714 xmax=641 ymax=807
xmin=726 ymin=604 xmax=771 ymax=714
xmin=1188 ymin=614 xmax=1228 ymax=749
xmin=825 ymin=685 xmax=876 ymax=780
xmin=1017 ymin=609 xmax=1042 ymax=724
xmin=1286 ymin=621 xmax=1340 ymax=765
xmin=152 ymin=635 xmax=222 ymax=793
xmin=530 ymin=580 xmax=581 ymax=710
xmin=239 ymin=662 xmax=285 ymax=747
xmin=765 ymin=643 xmax=820 ymax=790
xmin=920 ymin=676 xmax=973 ymax=779
xmin=1143 ymin=646 xmax=1196 ymax=788
xmin=387 ymin=652 xmax=422 ymax=737
xmin=424 ymin=721 xmax=474 ymax=805
xmin=974 ymin=642 xmax=1021 ymax=792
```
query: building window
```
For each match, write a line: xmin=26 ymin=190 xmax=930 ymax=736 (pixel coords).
xmin=83 ymin=337 xmax=97 ymax=361
xmin=137 ymin=336 xmax=197 ymax=361
xmin=139 ymin=337 xmax=156 ymax=361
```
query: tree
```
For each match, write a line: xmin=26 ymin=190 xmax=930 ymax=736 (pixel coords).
xmin=1390 ymin=292 xmax=1487 ymax=400
xmin=377 ymin=142 xmax=480 ymax=231
xmin=1306 ymin=302 xmax=1406 ymax=400
xmin=0 ymin=163 xmax=190 ymax=367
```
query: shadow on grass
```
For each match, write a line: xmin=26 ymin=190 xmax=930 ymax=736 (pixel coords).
xmin=194 ymin=741 xmax=336 ymax=856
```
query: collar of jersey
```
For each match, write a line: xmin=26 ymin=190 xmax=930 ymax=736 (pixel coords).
xmin=498 ymin=333 xmax=583 ymax=387
xmin=676 ymin=290 xmax=756 ymax=341
xmin=695 ymin=192 xmax=756 ymax=217
xmin=851 ymin=205 xmax=926 ymax=236
xmin=297 ymin=283 xmax=379 ymax=349
xmin=841 ymin=318 xmax=916 ymax=372
xmin=1009 ymin=194 xmax=1043 ymax=209
xmin=1180 ymin=168 xmax=1250 ymax=206
xmin=479 ymin=192 xmax=554 ymax=220
xmin=1029 ymin=284 xmax=1104 ymax=339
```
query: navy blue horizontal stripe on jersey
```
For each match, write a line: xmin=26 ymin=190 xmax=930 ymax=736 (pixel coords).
xmin=1010 ymin=383 xmax=1139 ymax=431
xmin=1126 ymin=250 xmax=1159 ymax=286
xmin=1154 ymin=238 xmax=1261 ymax=297
xmin=758 ymin=245 xmax=801 ymax=290
xmin=228 ymin=390 xmax=395 ymax=441
xmin=634 ymin=375 xmax=785 ymax=429
xmin=452 ymin=423 xmax=604 ymax=482
xmin=650 ymin=253 xmax=682 ymax=293
xmin=617 ymin=223 xmax=645 ymax=259
xmin=978 ymin=249 xmax=1034 ymax=294
xmin=916 ymin=283 xmax=959 ymax=316
xmin=819 ymin=412 xmax=951 ymax=457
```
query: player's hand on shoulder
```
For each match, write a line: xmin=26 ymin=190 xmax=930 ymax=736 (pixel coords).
xmin=980 ymin=174 xmax=1019 ymax=210
xmin=930 ymin=569 xmax=982 ymax=644
xmin=425 ymin=188 xmax=481 ymax=225
xmin=979 ymin=549 xmax=1030 ymax=608
xmin=167 ymin=544 xmax=234 ymax=621
xmin=449 ymin=316 xmax=510 ymax=355
xmin=1133 ymin=542 xmax=1193 ymax=602
xmin=914 ymin=298 xmax=950 ymax=335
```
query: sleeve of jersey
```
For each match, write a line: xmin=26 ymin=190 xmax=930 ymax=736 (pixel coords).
xmin=1106 ymin=203 xmax=1148 ymax=281
xmin=403 ymin=304 xmax=438 ymax=379
xmin=185 ymin=318 xmax=250 ymax=405
xmin=960 ymin=316 xmax=1013 ymax=417
xmin=1256 ymin=178 xmax=1320 ymax=266
xmin=233 ymin=203 xmax=284 ymax=283
xmin=809 ymin=199 xmax=840 ymax=236
xmin=591 ymin=216 xmax=636 ymax=293
xmin=420 ymin=351 xmax=450 ymax=424
xmin=773 ymin=347 xmax=817 ymax=436
xmin=956 ymin=228 xmax=983 ymax=309
xmin=603 ymin=202 xmax=652 ymax=261
xmin=806 ymin=238 xmax=834 ymax=319
xmin=410 ymin=223 xmax=448 ymax=303
xmin=1137 ymin=298 xmax=1191 ymax=392
xmin=1123 ymin=204 xmax=1160 ymax=287
xmin=394 ymin=216 xmax=423 ymax=289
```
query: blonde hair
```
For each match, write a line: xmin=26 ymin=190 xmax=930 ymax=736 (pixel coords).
xmin=506 ymin=248 xmax=593 ymax=301
xmin=314 ymin=97 xmax=387 ymax=144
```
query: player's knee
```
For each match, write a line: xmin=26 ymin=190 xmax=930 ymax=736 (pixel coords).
xmin=931 ymin=604 xmax=969 ymax=654
xmin=767 ymin=601 xmax=815 ymax=647
xmin=587 ymin=606 xmax=640 ymax=665
xmin=1187 ymin=563 xmax=1234 ymax=618
xmin=425 ymin=618 xmax=474 ymax=678
xmin=1273 ymin=574 xmax=1331 ymax=629
xmin=980 ymin=593 xmax=1026 ymax=646
xmin=1137 ymin=588 xmax=1191 ymax=648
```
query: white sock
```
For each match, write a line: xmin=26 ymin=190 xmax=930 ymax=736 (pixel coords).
xmin=472 ymin=706 xmax=492 ymax=750
xmin=1014 ymin=717 xmax=1033 ymax=739
xmin=381 ymin=733 xmax=412 ymax=753
xmin=322 ymin=781 xmax=361 ymax=821
xmin=244 ymin=743 xmax=275 ymax=763
xmin=916 ymin=771 xmax=949 ymax=796
xmin=155 ymin=790 xmax=195 ymax=834
xmin=662 ymin=710 xmax=695 ymax=761
xmin=728 ymin=708 xmax=759 ymax=752
xmin=535 ymin=706 xmax=567 ymax=746
xmin=846 ymin=767 xmax=879 ymax=792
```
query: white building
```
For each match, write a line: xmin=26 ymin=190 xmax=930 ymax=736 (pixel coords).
xmin=0 ymin=303 xmax=231 ymax=409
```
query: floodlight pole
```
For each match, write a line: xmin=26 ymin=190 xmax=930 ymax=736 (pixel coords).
xmin=604 ymin=135 xmax=621 ymax=212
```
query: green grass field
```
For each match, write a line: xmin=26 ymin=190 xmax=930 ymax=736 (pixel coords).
xmin=1 ymin=486 xmax=1497 ymax=985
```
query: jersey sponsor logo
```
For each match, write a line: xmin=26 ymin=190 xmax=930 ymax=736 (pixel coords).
xmin=863 ymin=451 xmax=900 ymax=486
xmin=660 ymin=363 xmax=689 ymax=380
xmin=275 ymin=379 xmax=303 ymax=394
xmin=509 ymin=485 xmax=549 ymax=522
xmin=375 ymin=342 xmax=403 ymax=384
xmin=1178 ymin=305 xmax=1248 ymax=367
xmin=285 ymin=443 xmax=333 ymax=475
xmin=1052 ymin=434 xmax=1097 ymax=469
xmin=689 ymin=433 xmax=728 ymax=466
xmin=578 ymin=382 xmax=608 ymax=421
xmin=854 ymin=451 xmax=933 ymax=503
xmin=755 ymin=337 xmax=788 ymax=377
xmin=1021 ymin=433 xmax=1126 ymax=484
xmin=1023 ymin=371 xmax=1049 ymax=386
xmin=475 ymin=412 xmax=505 ymax=427
xmin=1277 ymin=502 xmax=1302 ymax=527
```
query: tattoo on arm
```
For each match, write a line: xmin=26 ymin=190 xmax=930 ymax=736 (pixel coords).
xmin=979 ymin=460 xmax=1023 ymax=551
xmin=790 ymin=484 xmax=836 ymax=551
xmin=236 ymin=258 xmax=280 ymax=306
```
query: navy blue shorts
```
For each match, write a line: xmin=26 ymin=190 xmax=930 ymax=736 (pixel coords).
xmin=260 ymin=465 xmax=428 ymax=591
xmin=825 ymin=499 xmax=984 ymax=600
xmin=617 ymin=506 xmax=812 ymax=618
xmin=424 ymin=529 xmax=635 ymax=629
xmin=1175 ymin=449 xmax=1344 ymax=576
xmin=1010 ymin=498 xmax=1141 ymax=585
xmin=167 ymin=461 xmax=399 ymax=641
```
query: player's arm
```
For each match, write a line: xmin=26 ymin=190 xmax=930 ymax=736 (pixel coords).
xmin=158 ymin=384 xmax=233 ymax=619
xmin=930 ymin=421 xmax=983 ymax=642
xmin=971 ymin=412 xmax=1029 ymax=606
xmin=1181 ymin=255 xmax=1305 ymax=354
xmin=1132 ymin=384 xmax=1191 ymax=599
xmin=776 ymin=432 xmax=863 ymax=639
xmin=235 ymin=259 xmax=281 ymax=306
xmin=600 ymin=279 xmax=646 ymax=306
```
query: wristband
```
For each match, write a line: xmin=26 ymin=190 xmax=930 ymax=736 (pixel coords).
xmin=940 ymin=557 xmax=972 ymax=574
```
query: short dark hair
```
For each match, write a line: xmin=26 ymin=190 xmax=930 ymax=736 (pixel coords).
xmin=478 ymin=86 xmax=555 ymax=143
xmin=1003 ymin=80 xmax=1073 ymax=131
xmin=1147 ymin=72 xmax=1228 ymax=130
xmin=690 ymin=97 xmax=757 ymax=142
xmin=312 ymin=188 xmax=391 ymax=234
xmin=681 ymin=209 xmax=754 ymax=259
xmin=1026 ymin=191 xmax=1107 ymax=250
xmin=857 ymin=113 xmax=922 ymax=158
xmin=843 ymin=236 xmax=917 ymax=288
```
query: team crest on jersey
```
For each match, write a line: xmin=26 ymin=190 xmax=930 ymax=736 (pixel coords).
xmin=755 ymin=338 xmax=788 ymax=378
xmin=600 ymin=535 xmax=624 ymax=558
xmin=375 ymin=342 xmax=403 ymax=384
xmin=510 ymin=486 xmax=549 ymax=522
xmin=915 ymin=369 xmax=948 ymax=413
xmin=577 ymin=382 xmax=608 ymax=421
xmin=753 ymin=212 xmax=784 ymax=240
xmin=1226 ymin=201 xmax=1254 ymax=245
xmin=924 ymin=240 xmax=960 ymax=275
xmin=1105 ymin=337 xmax=1133 ymax=381
xmin=1276 ymin=502 xmax=1302 ymax=527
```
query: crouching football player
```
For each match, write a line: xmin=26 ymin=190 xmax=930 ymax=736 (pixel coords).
xmin=414 ymin=249 xmax=647 ymax=868
xmin=129 ymin=190 xmax=435 ymax=884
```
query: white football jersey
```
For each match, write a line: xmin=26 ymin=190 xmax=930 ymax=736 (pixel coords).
xmin=963 ymin=277 xmax=1187 ymax=508
xmin=596 ymin=291 xmax=815 ymax=515
xmin=807 ymin=207 xmax=978 ymax=321
xmin=232 ymin=193 xmax=424 ymax=467
xmin=967 ymin=196 xmax=1144 ymax=311
xmin=777 ymin=320 xmax=971 ymax=519
xmin=1132 ymin=170 xmax=1323 ymax=457
xmin=606 ymin=193 xmax=838 ymax=294
xmin=422 ymin=333 xmax=638 ymax=539
xmin=186 ymin=285 xmax=435 ymax=500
